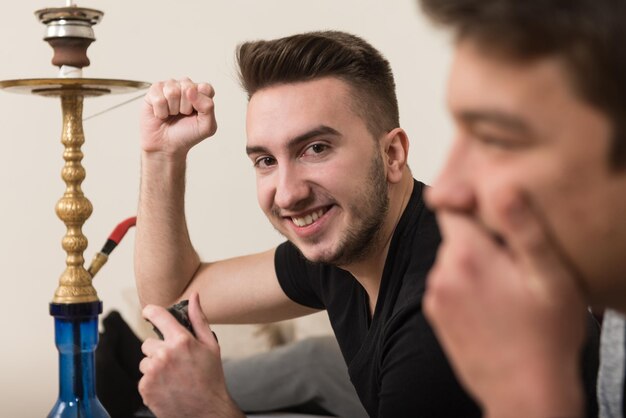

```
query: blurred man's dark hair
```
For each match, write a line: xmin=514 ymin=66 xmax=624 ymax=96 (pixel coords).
xmin=420 ymin=0 xmax=626 ymax=168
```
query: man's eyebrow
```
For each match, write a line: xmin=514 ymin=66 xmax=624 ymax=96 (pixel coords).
xmin=246 ymin=125 xmax=341 ymax=156
xmin=458 ymin=110 xmax=533 ymax=135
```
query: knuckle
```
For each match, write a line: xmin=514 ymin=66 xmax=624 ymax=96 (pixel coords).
xmin=425 ymin=264 xmax=448 ymax=298
xmin=152 ymin=95 xmax=168 ymax=108
xmin=138 ymin=362 xmax=146 ymax=375
xmin=138 ymin=376 xmax=151 ymax=398
xmin=138 ymin=376 xmax=147 ymax=393
xmin=210 ymin=341 xmax=222 ymax=357
xmin=423 ymin=288 xmax=439 ymax=319
xmin=154 ymin=347 xmax=170 ymax=363
xmin=203 ymin=100 xmax=216 ymax=115
xmin=163 ymin=86 xmax=181 ymax=100
xmin=138 ymin=378 xmax=157 ymax=408
xmin=424 ymin=273 xmax=452 ymax=322
xmin=426 ymin=255 xmax=468 ymax=302
xmin=162 ymin=81 xmax=181 ymax=95
xmin=199 ymin=83 xmax=215 ymax=97
xmin=445 ymin=241 xmax=478 ymax=276
xmin=171 ymin=333 xmax=193 ymax=350
xmin=138 ymin=357 xmax=151 ymax=374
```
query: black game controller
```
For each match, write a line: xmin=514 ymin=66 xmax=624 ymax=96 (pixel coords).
xmin=151 ymin=299 xmax=195 ymax=340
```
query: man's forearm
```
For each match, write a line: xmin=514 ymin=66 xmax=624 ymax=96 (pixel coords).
xmin=135 ymin=152 xmax=201 ymax=307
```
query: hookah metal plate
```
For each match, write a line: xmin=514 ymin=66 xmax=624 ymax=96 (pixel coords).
xmin=0 ymin=78 xmax=150 ymax=97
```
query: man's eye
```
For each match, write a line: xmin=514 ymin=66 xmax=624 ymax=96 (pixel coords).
xmin=312 ymin=143 xmax=327 ymax=153
xmin=254 ymin=156 xmax=276 ymax=168
xmin=303 ymin=143 xmax=329 ymax=156
xmin=479 ymin=135 xmax=524 ymax=150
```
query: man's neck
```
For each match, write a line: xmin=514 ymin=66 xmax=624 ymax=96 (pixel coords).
xmin=342 ymin=175 xmax=414 ymax=316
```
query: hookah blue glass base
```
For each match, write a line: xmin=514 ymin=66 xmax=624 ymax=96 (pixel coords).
xmin=48 ymin=301 xmax=110 ymax=418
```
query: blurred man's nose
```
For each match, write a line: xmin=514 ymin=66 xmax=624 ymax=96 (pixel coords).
xmin=426 ymin=136 xmax=476 ymax=213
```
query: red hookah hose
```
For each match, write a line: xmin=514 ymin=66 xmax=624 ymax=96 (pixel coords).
xmin=88 ymin=216 xmax=136 ymax=277
xmin=101 ymin=216 xmax=137 ymax=254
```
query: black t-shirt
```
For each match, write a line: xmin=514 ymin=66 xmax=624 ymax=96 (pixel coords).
xmin=275 ymin=180 xmax=481 ymax=418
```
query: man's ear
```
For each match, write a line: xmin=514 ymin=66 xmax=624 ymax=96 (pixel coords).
xmin=382 ymin=128 xmax=409 ymax=184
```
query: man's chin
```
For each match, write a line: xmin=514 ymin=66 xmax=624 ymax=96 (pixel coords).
xmin=293 ymin=243 xmax=339 ymax=265
xmin=300 ymin=250 xmax=332 ymax=264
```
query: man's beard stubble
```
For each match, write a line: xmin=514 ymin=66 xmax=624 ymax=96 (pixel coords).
xmin=328 ymin=150 xmax=389 ymax=266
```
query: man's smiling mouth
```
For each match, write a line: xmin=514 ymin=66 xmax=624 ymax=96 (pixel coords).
xmin=291 ymin=208 xmax=328 ymax=227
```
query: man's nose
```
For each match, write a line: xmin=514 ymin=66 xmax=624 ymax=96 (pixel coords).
xmin=426 ymin=137 xmax=476 ymax=213
xmin=274 ymin=164 xmax=311 ymax=210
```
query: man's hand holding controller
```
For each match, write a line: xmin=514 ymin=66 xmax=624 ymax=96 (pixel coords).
xmin=149 ymin=300 xmax=194 ymax=340
xmin=139 ymin=294 xmax=241 ymax=417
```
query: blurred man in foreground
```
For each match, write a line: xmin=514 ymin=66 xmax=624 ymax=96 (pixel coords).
xmin=419 ymin=1 xmax=626 ymax=416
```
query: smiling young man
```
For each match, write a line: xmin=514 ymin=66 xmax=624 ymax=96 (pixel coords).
xmin=418 ymin=1 xmax=626 ymax=417
xmin=135 ymin=31 xmax=481 ymax=417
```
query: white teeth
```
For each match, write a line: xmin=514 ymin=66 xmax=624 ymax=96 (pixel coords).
xmin=292 ymin=208 xmax=326 ymax=227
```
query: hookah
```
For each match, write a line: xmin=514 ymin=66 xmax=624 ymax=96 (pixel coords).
xmin=0 ymin=1 xmax=148 ymax=416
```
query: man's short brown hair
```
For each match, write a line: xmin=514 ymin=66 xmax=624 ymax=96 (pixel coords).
xmin=420 ymin=0 xmax=626 ymax=168
xmin=237 ymin=31 xmax=399 ymax=138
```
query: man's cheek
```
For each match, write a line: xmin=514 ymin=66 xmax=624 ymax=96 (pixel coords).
xmin=256 ymin=183 xmax=272 ymax=213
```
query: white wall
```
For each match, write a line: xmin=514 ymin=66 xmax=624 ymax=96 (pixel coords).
xmin=0 ymin=0 xmax=452 ymax=415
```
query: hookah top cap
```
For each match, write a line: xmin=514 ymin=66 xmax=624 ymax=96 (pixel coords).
xmin=35 ymin=5 xmax=104 ymax=69
xmin=36 ymin=6 xmax=104 ymax=26
xmin=36 ymin=7 xmax=103 ymax=40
